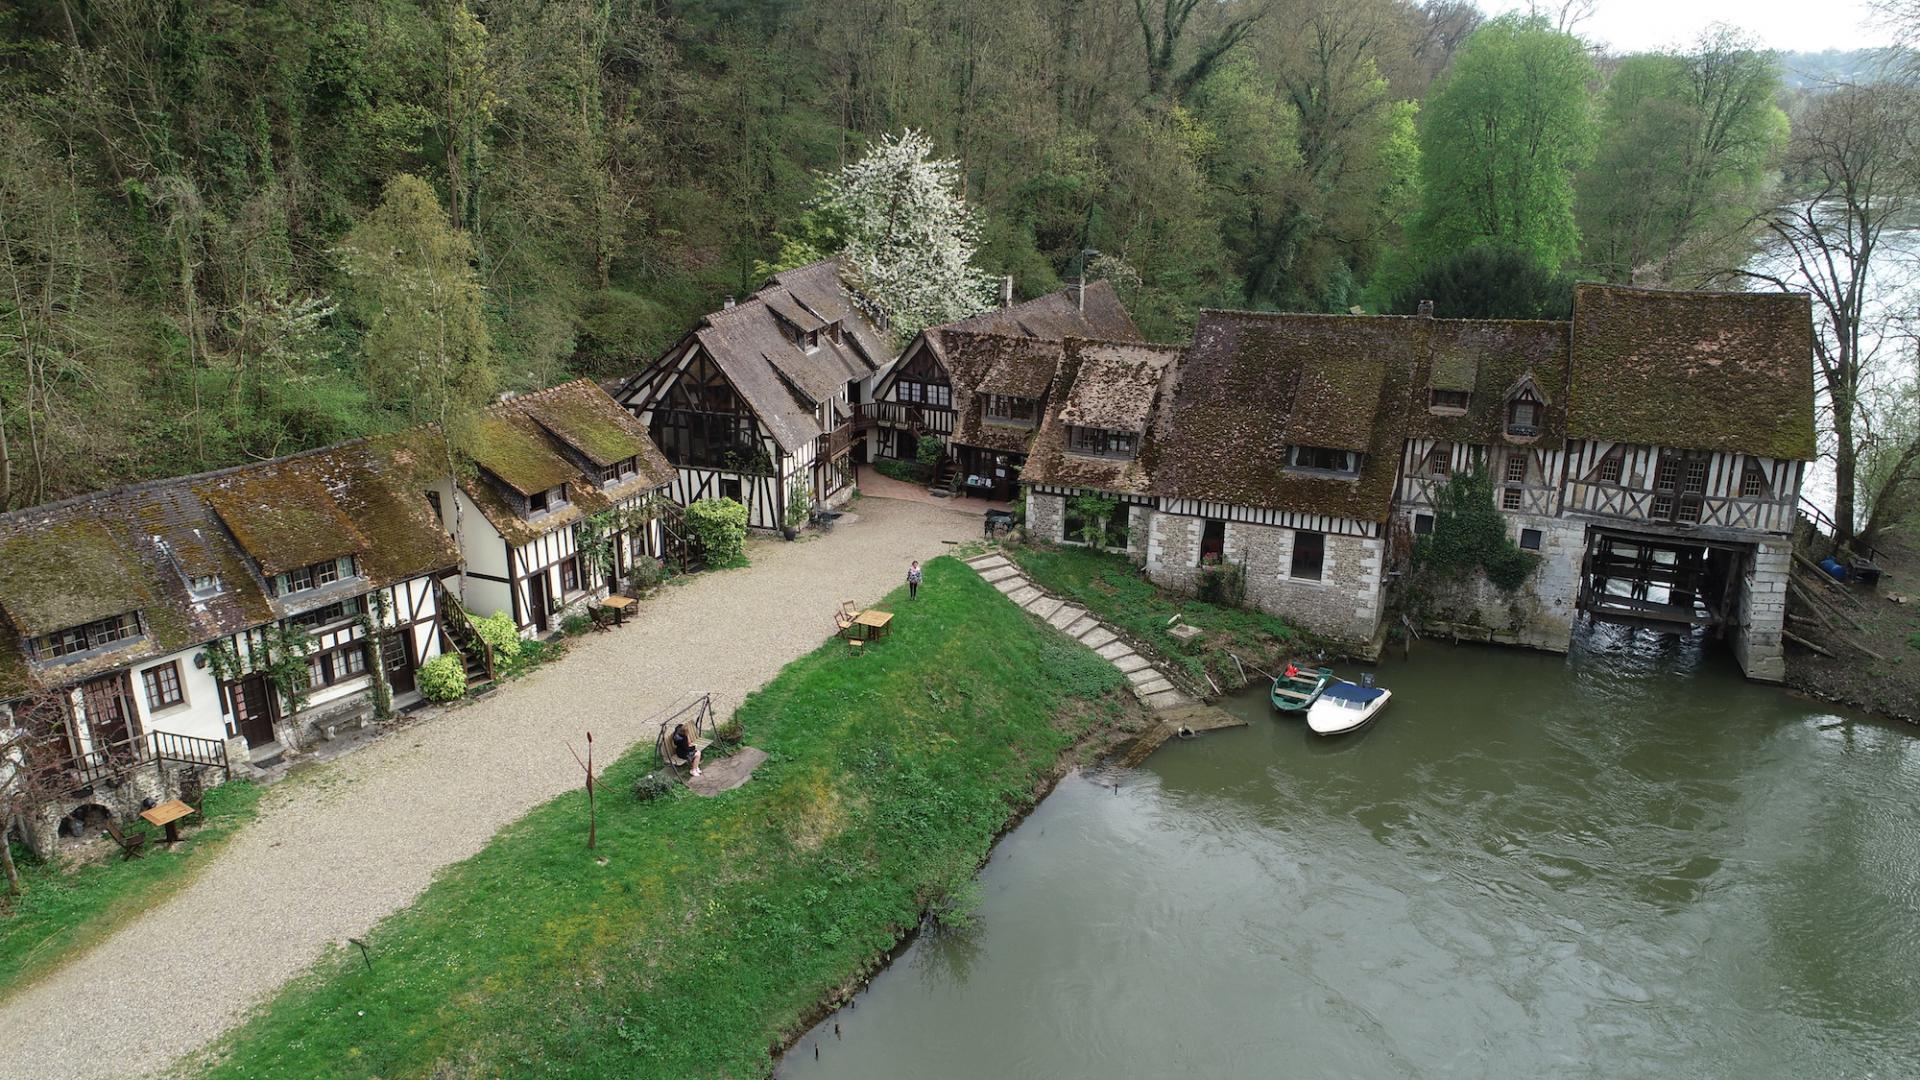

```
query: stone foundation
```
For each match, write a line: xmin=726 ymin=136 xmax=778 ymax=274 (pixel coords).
xmin=1148 ymin=512 xmax=1387 ymax=652
xmin=1406 ymin=511 xmax=1584 ymax=652
xmin=1731 ymin=539 xmax=1790 ymax=682
xmin=19 ymin=759 xmax=229 ymax=858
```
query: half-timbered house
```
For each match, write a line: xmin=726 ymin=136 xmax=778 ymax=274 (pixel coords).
xmin=617 ymin=259 xmax=894 ymax=528
xmin=867 ymin=279 xmax=1140 ymax=500
xmin=427 ymin=380 xmax=675 ymax=636
xmin=1021 ymin=339 xmax=1183 ymax=559
xmin=0 ymin=440 xmax=460 ymax=851
xmin=1558 ymin=284 xmax=1815 ymax=679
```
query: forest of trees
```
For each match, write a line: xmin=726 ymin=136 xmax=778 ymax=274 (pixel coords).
xmin=0 ymin=1 xmax=1909 ymax=539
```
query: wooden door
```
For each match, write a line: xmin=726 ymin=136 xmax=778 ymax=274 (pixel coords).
xmin=229 ymin=674 xmax=277 ymax=748
xmin=79 ymin=672 xmax=138 ymax=751
xmin=381 ymin=631 xmax=417 ymax=696
xmin=527 ymin=572 xmax=550 ymax=633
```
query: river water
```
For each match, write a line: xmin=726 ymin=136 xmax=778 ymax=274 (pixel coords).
xmin=777 ymin=626 xmax=1920 ymax=1079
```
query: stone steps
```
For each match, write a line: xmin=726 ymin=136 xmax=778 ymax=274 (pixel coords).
xmin=961 ymin=548 xmax=1193 ymax=711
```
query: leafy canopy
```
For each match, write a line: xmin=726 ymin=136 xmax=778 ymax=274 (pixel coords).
xmin=1391 ymin=246 xmax=1573 ymax=320
xmin=1407 ymin=15 xmax=1595 ymax=270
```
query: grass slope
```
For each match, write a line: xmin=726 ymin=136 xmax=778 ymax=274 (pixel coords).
xmin=1005 ymin=543 xmax=1310 ymax=686
xmin=200 ymin=558 xmax=1127 ymax=1078
xmin=0 ymin=781 xmax=262 ymax=1001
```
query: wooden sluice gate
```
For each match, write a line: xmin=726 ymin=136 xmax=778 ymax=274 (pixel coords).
xmin=1110 ymin=704 xmax=1246 ymax=768
xmin=1577 ymin=527 xmax=1745 ymax=630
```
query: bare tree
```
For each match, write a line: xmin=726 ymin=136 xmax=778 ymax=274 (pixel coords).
xmin=1731 ymin=83 xmax=1920 ymax=548
xmin=1 ymin=694 xmax=73 ymax=894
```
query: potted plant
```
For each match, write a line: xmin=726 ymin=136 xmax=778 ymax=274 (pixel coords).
xmin=783 ymin=480 xmax=809 ymax=540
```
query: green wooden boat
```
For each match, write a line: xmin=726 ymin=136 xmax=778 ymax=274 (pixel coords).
xmin=1270 ymin=664 xmax=1334 ymax=714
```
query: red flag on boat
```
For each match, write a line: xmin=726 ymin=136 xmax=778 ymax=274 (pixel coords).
xmin=1284 ymin=663 xmax=1299 ymax=678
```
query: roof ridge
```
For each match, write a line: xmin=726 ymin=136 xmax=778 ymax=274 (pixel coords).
xmin=488 ymin=377 xmax=598 ymax=414
xmin=1575 ymin=281 xmax=1810 ymax=302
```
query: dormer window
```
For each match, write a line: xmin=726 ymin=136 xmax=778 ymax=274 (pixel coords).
xmin=1067 ymin=426 xmax=1137 ymax=459
xmin=529 ymin=484 xmax=568 ymax=514
xmin=1288 ymin=446 xmax=1360 ymax=475
xmin=270 ymin=556 xmax=357 ymax=598
xmin=803 ymin=329 xmax=821 ymax=351
xmin=1429 ymin=389 xmax=1470 ymax=413
xmin=984 ymin=394 xmax=1039 ymax=428
xmin=599 ymin=458 xmax=638 ymax=486
xmin=188 ymin=574 xmax=223 ymax=600
xmin=30 ymin=611 xmax=142 ymax=660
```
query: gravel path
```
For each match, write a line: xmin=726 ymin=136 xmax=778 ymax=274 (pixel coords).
xmin=0 ymin=498 xmax=975 ymax=1080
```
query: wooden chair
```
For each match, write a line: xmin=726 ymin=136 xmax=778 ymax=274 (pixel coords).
xmin=834 ymin=599 xmax=859 ymax=637
xmin=103 ymin=819 xmax=146 ymax=861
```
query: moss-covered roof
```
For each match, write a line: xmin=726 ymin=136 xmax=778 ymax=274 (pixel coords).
xmin=1024 ymin=339 xmax=1182 ymax=496
xmin=1405 ymin=320 xmax=1571 ymax=446
xmin=518 ymin=378 xmax=664 ymax=470
xmin=198 ymin=470 xmax=370 ymax=576
xmin=1152 ymin=311 xmax=1417 ymax=520
xmin=0 ymin=519 xmax=151 ymax=635
xmin=0 ymin=439 xmax=458 ymax=701
xmin=874 ymin=280 xmax=1143 ymax=401
xmin=468 ymin=414 xmax=581 ymax=496
xmin=1569 ymin=284 xmax=1816 ymax=459
xmin=943 ymin=332 xmax=1064 ymax=455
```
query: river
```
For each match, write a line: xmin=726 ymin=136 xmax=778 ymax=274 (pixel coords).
xmin=776 ymin=626 xmax=1920 ymax=1078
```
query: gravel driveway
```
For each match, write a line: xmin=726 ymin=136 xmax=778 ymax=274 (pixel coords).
xmin=0 ymin=497 xmax=977 ymax=1080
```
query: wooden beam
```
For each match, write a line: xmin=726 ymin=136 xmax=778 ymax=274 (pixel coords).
xmin=1783 ymin=628 xmax=1837 ymax=658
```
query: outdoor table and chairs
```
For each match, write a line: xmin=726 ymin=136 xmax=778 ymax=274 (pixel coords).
xmin=598 ymin=594 xmax=636 ymax=629
xmin=139 ymin=798 xmax=197 ymax=844
xmin=849 ymin=609 xmax=893 ymax=641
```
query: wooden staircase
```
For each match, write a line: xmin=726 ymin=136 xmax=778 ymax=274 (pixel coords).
xmin=434 ymin=581 xmax=498 ymax=689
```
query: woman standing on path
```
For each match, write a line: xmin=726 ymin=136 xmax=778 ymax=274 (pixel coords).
xmin=908 ymin=560 xmax=922 ymax=600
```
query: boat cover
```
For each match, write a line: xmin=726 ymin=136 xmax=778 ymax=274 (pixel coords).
xmin=1322 ymin=682 xmax=1385 ymax=705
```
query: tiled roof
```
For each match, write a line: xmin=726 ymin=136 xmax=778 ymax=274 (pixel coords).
xmin=1024 ymin=340 xmax=1182 ymax=496
xmin=460 ymin=380 xmax=676 ymax=547
xmin=1405 ymin=320 xmax=1571 ymax=446
xmin=0 ymin=441 xmax=459 ymax=701
xmin=1568 ymin=284 xmax=1816 ymax=459
xmin=1153 ymin=310 xmax=1417 ymax=520
xmin=944 ymin=332 xmax=1064 ymax=455
xmin=875 ymin=280 xmax=1144 ymax=400
xmin=198 ymin=469 xmax=371 ymax=576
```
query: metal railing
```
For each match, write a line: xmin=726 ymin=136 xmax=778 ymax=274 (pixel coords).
xmin=57 ymin=728 xmax=230 ymax=790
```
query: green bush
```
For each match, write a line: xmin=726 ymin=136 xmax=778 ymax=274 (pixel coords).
xmin=874 ymin=458 xmax=925 ymax=484
xmin=419 ymin=654 xmax=468 ymax=702
xmin=629 ymin=555 xmax=665 ymax=592
xmin=685 ymin=497 xmax=749 ymax=568
xmin=632 ymin=771 xmax=679 ymax=802
xmin=561 ymin=613 xmax=593 ymax=636
xmin=468 ymin=611 xmax=523 ymax=665
xmin=786 ymin=480 xmax=810 ymax=529
xmin=916 ymin=435 xmax=944 ymax=470
xmin=1414 ymin=468 xmax=1540 ymax=592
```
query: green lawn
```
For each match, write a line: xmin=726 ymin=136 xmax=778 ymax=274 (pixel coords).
xmin=198 ymin=557 xmax=1129 ymax=1079
xmin=0 ymin=780 xmax=262 ymax=1000
xmin=1005 ymin=542 xmax=1311 ymax=688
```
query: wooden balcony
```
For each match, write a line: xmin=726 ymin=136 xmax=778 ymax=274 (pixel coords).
xmin=38 ymin=729 xmax=231 ymax=793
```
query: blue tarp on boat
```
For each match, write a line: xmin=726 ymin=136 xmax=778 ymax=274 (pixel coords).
xmin=1322 ymin=681 xmax=1385 ymax=704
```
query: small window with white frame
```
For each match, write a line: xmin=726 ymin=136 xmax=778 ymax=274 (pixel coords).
xmin=1288 ymin=446 xmax=1359 ymax=475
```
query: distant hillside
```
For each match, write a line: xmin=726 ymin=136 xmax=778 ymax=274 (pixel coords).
xmin=1777 ymin=48 xmax=1898 ymax=88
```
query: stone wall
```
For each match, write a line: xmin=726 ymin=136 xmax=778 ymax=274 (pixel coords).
xmin=1022 ymin=491 xmax=1152 ymax=562
xmin=1731 ymin=538 xmax=1789 ymax=682
xmin=18 ymin=759 xmax=228 ymax=857
xmin=1403 ymin=510 xmax=1584 ymax=652
xmin=1147 ymin=512 xmax=1387 ymax=652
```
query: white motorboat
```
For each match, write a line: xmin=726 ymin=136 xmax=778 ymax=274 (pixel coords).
xmin=1306 ymin=678 xmax=1391 ymax=736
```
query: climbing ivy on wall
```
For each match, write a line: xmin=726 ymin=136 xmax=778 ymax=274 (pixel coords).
xmin=1414 ymin=468 xmax=1540 ymax=592
xmin=204 ymin=624 xmax=317 ymax=718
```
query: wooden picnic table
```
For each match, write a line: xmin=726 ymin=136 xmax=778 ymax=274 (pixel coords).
xmin=599 ymin=594 xmax=636 ymax=629
xmin=852 ymin=609 xmax=894 ymax=641
xmin=139 ymin=798 xmax=196 ymax=844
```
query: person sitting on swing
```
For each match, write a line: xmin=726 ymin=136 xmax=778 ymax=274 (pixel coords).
xmin=672 ymin=722 xmax=702 ymax=777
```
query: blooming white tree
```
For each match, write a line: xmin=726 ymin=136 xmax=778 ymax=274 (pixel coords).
xmin=817 ymin=130 xmax=995 ymax=336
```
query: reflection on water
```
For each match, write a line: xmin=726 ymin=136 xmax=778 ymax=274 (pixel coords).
xmin=777 ymin=627 xmax=1920 ymax=1079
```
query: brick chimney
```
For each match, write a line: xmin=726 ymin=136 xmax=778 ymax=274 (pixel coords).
xmin=1417 ymin=299 xmax=1434 ymax=318
xmin=1068 ymin=275 xmax=1085 ymax=311
xmin=723 ymin=295 xmax=736 ymax=310
xmin=1000 ymin=275 xmax=1014 ymax=308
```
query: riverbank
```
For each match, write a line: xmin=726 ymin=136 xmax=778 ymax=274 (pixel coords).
xmin=1785 ymin=532 xmax=1920 ymax=726
xmin=192 ymin=558 xmax=1138 ymax=1078
xmin=1002 ymin=542 xmax=1314 ymax=693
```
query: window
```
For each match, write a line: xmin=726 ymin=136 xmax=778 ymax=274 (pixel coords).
xmin=271 ymin=557 xmax=357 ymax=597
xmin=803 ymin=329 xmax=820 ymax=350
xmin=1741 ymin=464 xmax=1768 ymax=498
xmin=307 ymin=642 xmax=369 ymax=689
xmin=599 ymin=457 xmax=638 ymax=485
xmin=1519 ymin=528 xmax=1543 ymax=551
xmin=282 ymin=564 xmax=314 ymax=593
xmin=36 ymin=612 xmax=142 ymax=659
xmin=984 ymin=395 xmax=1038 ymax=426
xmin=1289 ymin=446 xmax=1358 ymax=474
xmin=288 ymin=595 xmax=365 ymax=631
xmin=1599 ymin=455 xmax=1622 ymax=484
xmin=1067 ymin=426 xmax=1136 ymax=459
xmin=188 ymin=574 xmax=223 ymax=600
xmin=1505 ymin=454 xmax=1527 ymax=484
xmin=1200 ymin=519 xmax=1226 ymax=565
xmin=1655 ymin=459 xmax=1679 ymax=492
xmin=560 ymin=556 xmax=580 ymax=595
xmin=1426 ymin=445 xmax=1450 ymax=476
xmin=1290 ymin=530 xmax=1325 ymax=581
xmin=313 ymin=559 xmax=341 ymax=587
xmin=1683 ymin=460 xmax=1707 ymax=495
xmin=1677 ymin=499 xmax=1701 ymax=524
xmin=1414 ymin=513 xmax=1435 ymax=536
xmin=1429 ymin=389 xmax=1470 ymax=411
xmin=721 ymin=477 xmax=742 ymax=503
xmin=897 ymin=380 xmax=920 ymax=405
xmin=1502 ymin=487 xmax=1523 ymax=511
xmin=529 ymin=485 xmax=567 ymax=514
xmin=1104 ymin=502 xmax=1132 ymax=550
xmin=425 ymin=490 xmax=444 ymax=524
xmin=142 ymin=661 xmax=185 ymax=710
xmin=1506 ymin=399 xmax=1540 ymax=437
xmin=1652 ymin=494 xmax=1674 ymax=519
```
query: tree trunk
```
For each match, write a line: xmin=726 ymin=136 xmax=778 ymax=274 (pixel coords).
xmin=1 ymin=817 xmax=21 ymax=895
xmin=1832 ymin=405 xmax=1857 ymax=549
